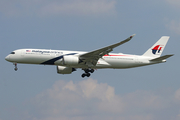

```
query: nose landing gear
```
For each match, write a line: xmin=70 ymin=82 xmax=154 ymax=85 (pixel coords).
xmin=14 ymin=63 xmax=18 ymax=71
xmin=81 ymin=69 xmax=94 ymax=78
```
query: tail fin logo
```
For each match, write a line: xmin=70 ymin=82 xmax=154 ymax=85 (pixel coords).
xmin=152 ymin=45 xmax=163 ymax=54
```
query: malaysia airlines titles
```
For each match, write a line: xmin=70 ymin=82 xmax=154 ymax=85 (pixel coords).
xmin=26 ymin=49 xmax=63 ymax=55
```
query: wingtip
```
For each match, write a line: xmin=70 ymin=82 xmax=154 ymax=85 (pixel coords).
xmin=130 ymin=34 xmax=136 ymax=38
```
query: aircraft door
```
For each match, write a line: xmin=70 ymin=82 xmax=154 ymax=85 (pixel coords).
xmin=21 ymin=49 xmax=25 ymax=57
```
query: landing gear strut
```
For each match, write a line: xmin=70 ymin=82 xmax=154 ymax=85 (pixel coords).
xmin=81 ymin=69 xmax=94 ymax=78
xmin=14 ymin=63 xmax=18 ymax=71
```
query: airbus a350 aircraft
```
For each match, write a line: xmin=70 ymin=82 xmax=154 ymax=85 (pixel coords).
xmin=5 ymin=34 xmax=173 ymax=77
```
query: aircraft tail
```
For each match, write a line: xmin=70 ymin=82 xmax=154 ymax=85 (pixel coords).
xmin=142 ymin=36 xmax=170 ymax=58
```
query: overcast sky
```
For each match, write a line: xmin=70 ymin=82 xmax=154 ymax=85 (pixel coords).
xmin=0 ymin=0 xmax=180 ymax=120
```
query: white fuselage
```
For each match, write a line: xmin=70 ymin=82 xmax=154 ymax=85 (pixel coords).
xmin=5 ymin=49 xmax=163 ymax=69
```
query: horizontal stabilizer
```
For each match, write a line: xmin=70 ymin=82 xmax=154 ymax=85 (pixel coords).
xmin=150 ymin=54 xmax=174 ymax=61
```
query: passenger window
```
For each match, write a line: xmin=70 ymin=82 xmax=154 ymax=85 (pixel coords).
xmin=10 ymin=52 xmax=15 ymax=54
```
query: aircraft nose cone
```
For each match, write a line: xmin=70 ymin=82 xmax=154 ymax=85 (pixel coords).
xmin=5 ymin=55 xmax=10 ymax=61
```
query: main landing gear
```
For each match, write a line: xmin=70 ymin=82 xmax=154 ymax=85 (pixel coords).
xmin=14 ymin=63 xmax=18 ymax=71
xmin=81 ymin=69 xmax=94 ymax=78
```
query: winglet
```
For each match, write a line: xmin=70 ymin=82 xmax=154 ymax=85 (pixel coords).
xmin=130 ymin=34 xmax=136 ymax=39
xmin=121 ymin=34 xmax=136 ymax=44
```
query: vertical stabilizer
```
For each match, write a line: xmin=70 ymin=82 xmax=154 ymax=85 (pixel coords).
xmin=142 ymin=36 xmax=170 ymax=58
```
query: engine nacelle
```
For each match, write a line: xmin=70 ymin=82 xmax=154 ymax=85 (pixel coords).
xmin=63 ymin=56 xmax=79 ymax=65
xmin=57 ymin=66 xmax=75 ymax=74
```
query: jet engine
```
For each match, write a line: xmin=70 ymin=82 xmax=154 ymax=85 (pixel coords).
xmin=63 ymin=56 xmax=79 ymax=65
xmin=57 ymin=66 xmax=76 ymax=74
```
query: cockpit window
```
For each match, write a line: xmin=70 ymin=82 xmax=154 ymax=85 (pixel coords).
xmin=10 ymin=52 xmax=15 ymax=54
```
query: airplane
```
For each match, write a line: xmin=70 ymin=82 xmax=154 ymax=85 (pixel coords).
xmin=5 ymin=34 xmax=173 ymax=78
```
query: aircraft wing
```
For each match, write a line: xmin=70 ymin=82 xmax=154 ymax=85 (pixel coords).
xmin=79 ymin=34 xmax=135 ymax=66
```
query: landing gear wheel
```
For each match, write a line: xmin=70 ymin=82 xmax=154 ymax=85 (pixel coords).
xmin=81 ymin=74 xmax=85 ymax=78
xmin=84 ymin=69 xmax=94 ymax=73
xmin=90 ymin=69 xmax=94 ymax=73
xmin=81 ymin=68 xmax=94 ymax=78
xmin=14 ymin=63 xmax=18 ymax=71
xmin=81 ymin=73 xmax=91 ymax=78
xmin=87 ymin=73 xmax=90 ymax=77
